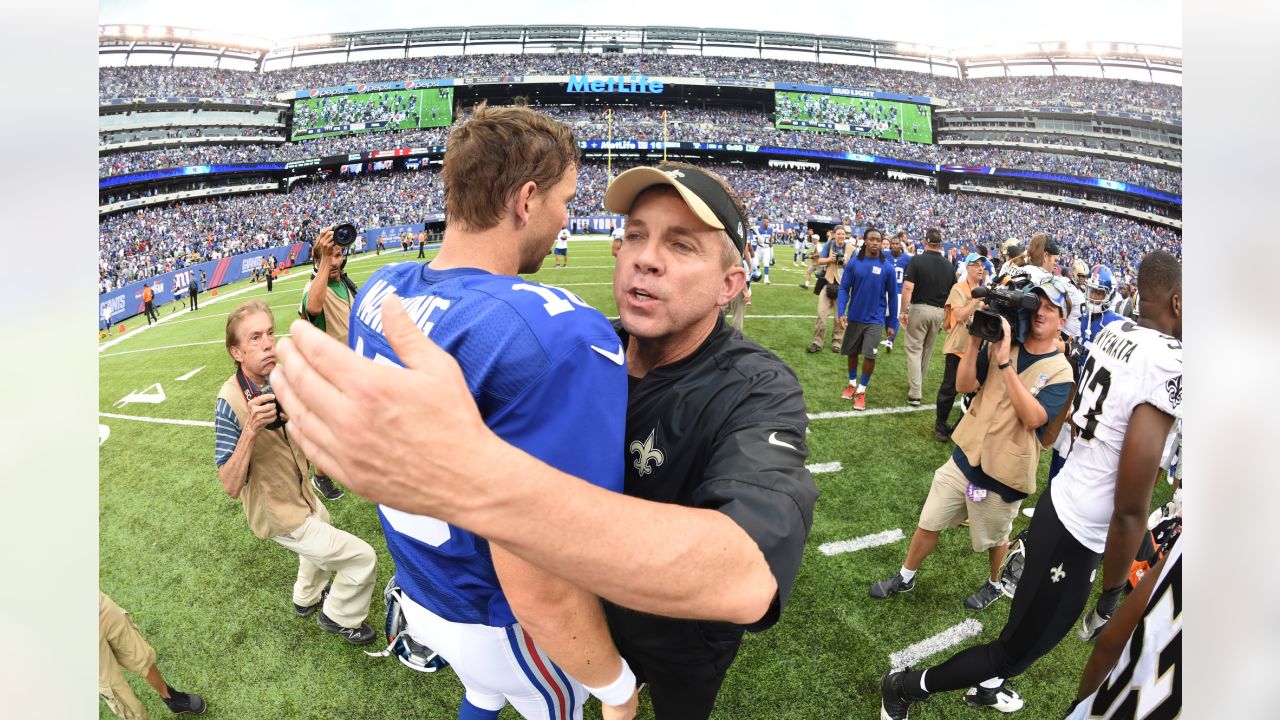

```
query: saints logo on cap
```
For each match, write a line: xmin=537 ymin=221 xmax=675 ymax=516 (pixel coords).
xmin=665 ymin=169 xmax=685 ymax=180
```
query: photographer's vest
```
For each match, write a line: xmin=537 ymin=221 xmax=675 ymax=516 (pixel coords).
xmin=302 ymin=281 xmax=352 ymax=343
xmin=217 ymin=375 xmax=317 ymax=540
xmin=823 ymin=243 xmax=848 ymax=284
xmin=950 ymin=347 xmax=1073 ymax=495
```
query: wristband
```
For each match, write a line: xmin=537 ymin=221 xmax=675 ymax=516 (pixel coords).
xmin=997 ymin=360 xmax=1012 ymax=370
xmin=584 ymin=658 xmax=637 ymax=706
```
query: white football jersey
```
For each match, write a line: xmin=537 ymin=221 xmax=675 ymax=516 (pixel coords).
xmin=1052 ymin=319 xmax=1182 ymax=553
xmin=1063 ymin=283 xmax=1086 ymax=338
xmin=554 ymin=230 xmax=570 ymax=249
xmin=1065 ymin=536 xmax=1181 ymax=720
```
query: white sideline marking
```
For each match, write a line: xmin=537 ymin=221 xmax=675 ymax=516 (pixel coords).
xmin=889 ymin=620 xmax=985 ymax=672
xmin=806 ymin=461 xmax=843 ymax=474
xmin=114 ymin=383 xmax=166 ymax=407
xmin=819 ymin=528 xmax=905 ymax=556
xmin=98 ymin=412 xmax=216 ymax=428
xmin=176 ymin=366 xmax=205 ymax=381
xmin=100 ymin=334 xmax=290 ymax=359
xmin=99 ymin=424 xmax=111 ymax=446
xmin=808 ymin=404 xmax=935 ymax=421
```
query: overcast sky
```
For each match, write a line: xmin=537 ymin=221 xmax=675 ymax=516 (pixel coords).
xmin=99 ymin=0 xmax=1181 ymax=49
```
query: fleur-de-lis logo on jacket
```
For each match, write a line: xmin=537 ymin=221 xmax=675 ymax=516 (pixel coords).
xmin=630 ymin=429 xmax=665 ymax=476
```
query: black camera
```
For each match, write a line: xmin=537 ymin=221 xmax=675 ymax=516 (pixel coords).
xmin=332 ymin=222 xmax=358 ymax=247
xmin=970 ymin=276 xmax=1040 ymax=344
xmin=260 ymin=379 xmax=286 ymax=430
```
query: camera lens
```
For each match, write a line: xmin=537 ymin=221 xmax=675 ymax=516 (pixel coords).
xmin=332 ymin=223 xmax=357 ymax=247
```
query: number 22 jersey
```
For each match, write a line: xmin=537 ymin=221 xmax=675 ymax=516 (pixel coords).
xmin=1052 ymin=319 xmax=1182 ymax=553
xmin=348 ymin=262 xmax=628 ymax=627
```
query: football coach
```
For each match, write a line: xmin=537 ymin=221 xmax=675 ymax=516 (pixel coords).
xmin=271 ymin=163 xmax=819 ymax=719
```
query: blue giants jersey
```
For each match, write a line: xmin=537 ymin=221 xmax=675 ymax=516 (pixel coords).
xmin=348 ymin=262 xmax=628 ymax=627
xmin=890 ymin=252 xmax=911 ymax=293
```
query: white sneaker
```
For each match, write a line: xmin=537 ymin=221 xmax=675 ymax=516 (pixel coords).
xmin=964 ymin=683 xmax=1024 ymax=713
xmin=763 ymin=277 xmax=772 ymax=284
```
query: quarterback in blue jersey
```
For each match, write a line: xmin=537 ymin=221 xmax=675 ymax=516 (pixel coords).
xmin=348 ymin=105 xmax=635 ymax=720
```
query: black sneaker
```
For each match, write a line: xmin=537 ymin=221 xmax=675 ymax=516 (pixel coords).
xmin=964 ymin=681 xmax=1024 ymax=712
xmin=880 ymin=670 xmax=927 ymax=720
xmin=317 ymin=612 xmax=376 ymax=645
xmin=965 ymin=580 xmax=1004 ymax=611
xmin=312 ymin=475 xmax=344 ymax=500
xmin=869 ymin=572 xmax=915 ymax=599
xmin=162 ymin=689 xmax=207 ymax=715
xmin=293 ymin=582 xmax=332 ymax=618
xmin=907 ymin=398 xmax=922 ymax=407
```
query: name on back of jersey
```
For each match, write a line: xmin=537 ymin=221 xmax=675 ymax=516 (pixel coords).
xmin=356 ymin=277 xmax=452 ymax=337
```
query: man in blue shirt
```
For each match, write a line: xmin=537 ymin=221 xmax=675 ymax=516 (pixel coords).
xmin=348 ymin=104 xmax=635 ymax=720
xmin=836 ymin=227 xmax=899 ymax=410
xmin=885 ymin=233 xmax=912 ymax=349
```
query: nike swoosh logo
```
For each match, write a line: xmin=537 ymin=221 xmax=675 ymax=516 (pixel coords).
xmin=768 ymin=432 xmax=797 ymax=451
xmin=590 ymin=344 xmax=625 ymax=365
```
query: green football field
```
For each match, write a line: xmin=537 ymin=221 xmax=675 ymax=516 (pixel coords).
xmin=98 ymin=239 xmax=1171 ymax=719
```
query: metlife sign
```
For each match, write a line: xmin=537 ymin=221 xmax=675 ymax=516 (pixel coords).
xmin=567 ymin=75 xmax=665 ymax=94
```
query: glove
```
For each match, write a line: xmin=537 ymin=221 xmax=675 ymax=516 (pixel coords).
xmin=1078 ymin=586 xmax=1124 ymax=640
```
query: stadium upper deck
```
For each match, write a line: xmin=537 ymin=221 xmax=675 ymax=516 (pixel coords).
xmin=99 ymin=24 xmax=1181 ymax=120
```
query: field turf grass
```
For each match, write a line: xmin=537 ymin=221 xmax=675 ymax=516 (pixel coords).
xmin=99 ymin=238 xmax=1171 ymax=718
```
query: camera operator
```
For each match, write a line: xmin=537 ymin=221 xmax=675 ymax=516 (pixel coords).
xmin=300 ymin=227 xmax=358 ymax=501
xmin=213 ymin=299 xmax=377 ymax=645
xmin=869 ymin=275 xmax=1073 ymax=613
xmin=806 ymin=226 xmax=850 ymax=354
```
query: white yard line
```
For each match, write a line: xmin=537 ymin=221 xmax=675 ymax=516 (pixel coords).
xmin=888 ymin=620 xmax=985 ymax=672
xmin=98 ymin=412 xmax=215 ymax=428
xmin=808 ymin=404 xmax=935 ymax=421
xmin=806 ymin=461 xmax=843 ymax=474
xmin=176 ymin=366 xmax=205 ymax=381
xmin=819 ymin=528 xmax=905 ymax=556
xmin=100 ymin=335 xmax=289 ymax=358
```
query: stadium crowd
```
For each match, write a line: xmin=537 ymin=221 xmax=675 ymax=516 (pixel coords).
xmin=99 ymin=54 xmax=1182 ymax=120
xmin=99 ymin=105 xmax=1181 ymax=192
xmin=98 ymin=169 xmax=444 ymax=292
xmin=99 ymin=160 xmax=1175 ymax=292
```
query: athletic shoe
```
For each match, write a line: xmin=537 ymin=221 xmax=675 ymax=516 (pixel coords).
xmin=934 ymin=429 xmax=951 ymax=443
xmin=1079 ymin=608 xmax=1109 ymax=640
xmin=869 ymin=572 xmax=915 ymax=599
xmin=880 ymin=669 xmax=928 ymax=720
xmin=964 ymin=682 xmax=1024 ymax=713
xmin=906 ymin=398 xmax=922 ymax=407
xmin=312 ymin=475 xmax=344 ymax=500
xmin=1022 ymin=508 xmax=1036 ymax=518
xmin=801 ymin=281 xmax=809 ymax=288
xmin=841 ymin=385 xmax=857 ymax=401
xmin=293 ymin=582 xmax=332 ymax=618
xmin=831 ymin=345 xmax=841 ymax=353
xmin=317 ymin=612 xmax=376 ymax=645
xmin=806 ymin=342 xmax=821 ymax=353
xmin=965 ymin=581 xmax=1004 ymax=611
xmin=763 ymin=277 xmax=772 ymax=284
xmin=854 ymin=392 xmax=867 ymax=411
xmin=162 ymin=689 xmax=207 ymax=715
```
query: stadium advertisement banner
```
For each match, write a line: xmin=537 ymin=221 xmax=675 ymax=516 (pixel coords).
xmin=463 ymin=75 xmax=525 ymax=85
xmin=775 ymin=90 xmax=934 ymax=144
xmin=774 ymin=82 xmax=932 ymax=106
xmin=709 ymin=77 xmax=772 ymax=89
xmin=291 ymin=87 xmax=455 ymax=141
xmin=941 ymin=166 xmax=1182 ymax=204
xmin=566 ymin=75 xmax=665 ymax=94
xmin=100 ymin=162 xmax=286 ymax=189
xmin=569 ymin=215 xmax=625 ymax=234
xmin=98 ymin=243 xmax=312 ymax=325
xmin=292 ymin=78 xmax=454 ymax=99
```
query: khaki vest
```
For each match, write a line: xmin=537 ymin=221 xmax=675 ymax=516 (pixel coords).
xmin=321 ymin=282 xmax=352 ymax=343
xmin=823 ymin=243 xmax=848 ymax=284
xmin=950 ymin=346 xmax=1073 ymax=494
xmin=942 ymin=282 xmax=976 ymax=356
xmin=218 ymin=375 xmax=317 ymax=539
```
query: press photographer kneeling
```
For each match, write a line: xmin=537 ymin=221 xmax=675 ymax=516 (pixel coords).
xmin=214 ymin=299 xmax=378 ymax=645
xmin=869 ymin=274 xmax=1074 ymax=612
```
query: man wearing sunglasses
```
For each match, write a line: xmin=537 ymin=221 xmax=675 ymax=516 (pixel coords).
xmin=869 ymin=274 xmax=1074 ymax=623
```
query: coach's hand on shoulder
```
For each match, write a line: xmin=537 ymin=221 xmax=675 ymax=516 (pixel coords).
xmin=271 ymin=295 xmax=498 ymax=519
xmin=601 ymin=688 xmax=639 ymax=720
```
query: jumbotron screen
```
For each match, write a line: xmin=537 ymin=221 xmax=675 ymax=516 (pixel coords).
xmin=290 ymin=87 xmax=454 ymax=140
xmin=774 ymin=90 xmax=933 ymax=144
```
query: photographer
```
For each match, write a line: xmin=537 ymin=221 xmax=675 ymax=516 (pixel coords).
xmin=869 ymin=275 xmax=1073 ymax=613
xmin=934 ymin=253 xmax=987 ymax=442
xmin=213 ymin=299 xmax=377 ymax=645
xmin=806 ymin=226 xmax=849 ymax=353
xmin=300 ymin=227 xmax=358 ymax=500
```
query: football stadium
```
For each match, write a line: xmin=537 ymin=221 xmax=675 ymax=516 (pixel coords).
xmin=97 ymin=15 xmax=1182 ymax=720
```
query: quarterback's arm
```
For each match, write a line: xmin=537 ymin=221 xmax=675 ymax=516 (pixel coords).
xmin=1099 ymin=403 xmax=1175 ymax=596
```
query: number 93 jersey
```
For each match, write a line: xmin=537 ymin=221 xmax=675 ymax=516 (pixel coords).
xmin=348 ymin=262 xmax=629 ymax=627
xmin=1052 ymin=319 xmax=1182 ymax=553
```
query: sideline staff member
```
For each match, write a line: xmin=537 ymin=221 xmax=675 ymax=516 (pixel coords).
xmin=301 ymin=231 xmax=358 ymax=501
xmin=214 ymin=299 xmax=377 ymax=645
xmin=272 ymin=163 xmax=819 ymax=720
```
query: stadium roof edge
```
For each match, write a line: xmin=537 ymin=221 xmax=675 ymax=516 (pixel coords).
xmin=99 ymin=24 xmax=1181 ymax=78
